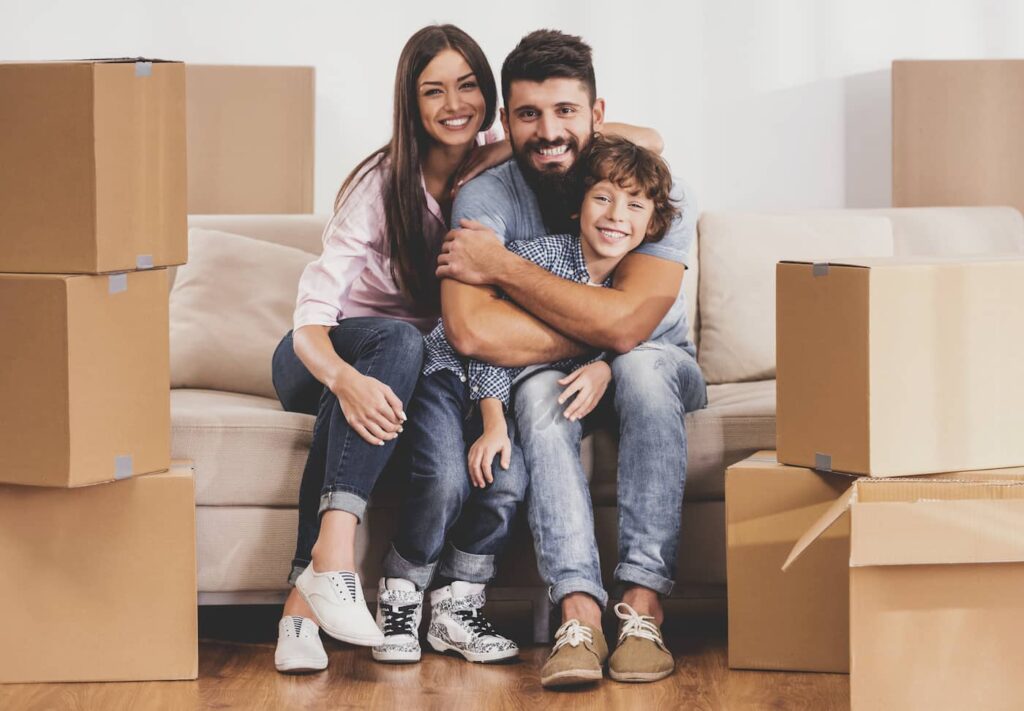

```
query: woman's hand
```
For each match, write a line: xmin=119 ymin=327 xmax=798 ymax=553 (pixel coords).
xmin=450 ymin=139 xmax=513 ymax=200
xmin=467 ymin=400 xmax=511 ymax=488
xmin=329 ymin=364 xmax=406 ymax=446
xmin=558 ymin=360 xmax=612 ymax=422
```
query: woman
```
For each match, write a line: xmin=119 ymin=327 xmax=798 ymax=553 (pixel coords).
xmin=271 ymin=24 xmax=663 ymax=673
xmin=271 ymin=24 xmax=505 ymax=673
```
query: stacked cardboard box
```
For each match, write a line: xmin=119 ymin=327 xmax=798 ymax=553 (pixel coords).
xmin=726 ymin=255 xmax=1024 ymax=710
xmin=0 ymin=58 xmax=197 ymax=683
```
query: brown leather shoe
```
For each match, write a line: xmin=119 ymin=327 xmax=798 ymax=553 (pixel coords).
xmin=607 ymin=603 xmax=674 ymax=683
xmin=540 ymin=619 xmax=608 ymax=688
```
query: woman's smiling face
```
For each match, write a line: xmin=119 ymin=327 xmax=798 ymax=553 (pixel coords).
xmin=416 ymin=48 xmax=487 ymax=148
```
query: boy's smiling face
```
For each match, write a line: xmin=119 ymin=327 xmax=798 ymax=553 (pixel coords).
xmin=578 ymin=178 xmax=653 ymax=263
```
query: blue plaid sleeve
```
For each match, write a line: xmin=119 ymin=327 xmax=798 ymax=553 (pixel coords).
xmin=467 ymin=359 xmax=525 ymax=407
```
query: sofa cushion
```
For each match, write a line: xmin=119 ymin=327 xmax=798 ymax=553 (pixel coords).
xmin=696 ymin=213 xmax=893 ymax=384
xmin=853 ymin=206 xmax=1024 ymax=256
xmin=170 ymin=229 xmax=316 ymax=400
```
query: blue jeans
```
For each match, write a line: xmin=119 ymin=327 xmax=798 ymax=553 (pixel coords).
xmin=515 ymin=341 xmax=708 ymax=608
xmin=383 ymin=369 xmax=529 ymax=590
xmin=271 ymin=317 xmax=425 ymax=586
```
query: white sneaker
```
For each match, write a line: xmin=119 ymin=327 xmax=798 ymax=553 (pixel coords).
xmin=426 ymin=582 xmax=519 ymax=663
xmin=372 ymin=577 xmax=423 ymax=664
xmin=274 ymin=616 xmax=328 ymax=673
xmin=294 ymin=566 xmax=384 ymax=646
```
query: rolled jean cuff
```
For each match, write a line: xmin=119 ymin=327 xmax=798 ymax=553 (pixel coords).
xmin=287 ymin=562 xmax=308 ymax=587
xmin=437 ymin=542 xmax=495 ymax=584
xmin=382 ymin=543 xmax=437 ymax=591
xmin=548 ymin=576 xmax=609 ymax=610
xmin=614 ymin=562 xmax=675 ymax=597
xmin=318 ymin=489 xmax=368 ymax=523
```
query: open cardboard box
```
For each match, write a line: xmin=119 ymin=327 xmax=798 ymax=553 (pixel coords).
xmin=784 ymin=468 xmax=1024 ymax=710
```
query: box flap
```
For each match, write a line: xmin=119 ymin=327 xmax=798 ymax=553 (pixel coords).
xmin=851 ymin=498 xmax=1024 ymax=566
xmin=782 ymin=484 xmax=857 ymax=571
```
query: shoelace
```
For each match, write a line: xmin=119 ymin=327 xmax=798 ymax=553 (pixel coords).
xmin=552 ymin=619 xmax=593 ymax=652
xmin=613 ymin=602 xmax=663 ymax=645
xmin=452 ymin=608 xmax=498 ymax=638
xmin=381 ymin=603 xmax=418 ymax=636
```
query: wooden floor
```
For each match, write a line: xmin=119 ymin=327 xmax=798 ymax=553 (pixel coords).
xmin=1 ymin=601 xmax=848 ymax=710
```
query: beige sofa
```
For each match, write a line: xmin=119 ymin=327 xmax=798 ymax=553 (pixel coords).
xmin=174 ymin=207 xmax=1024 ymax=641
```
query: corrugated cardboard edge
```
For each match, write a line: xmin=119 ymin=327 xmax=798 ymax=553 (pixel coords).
xmin=782 ymin=485 xmax=858 ymax=571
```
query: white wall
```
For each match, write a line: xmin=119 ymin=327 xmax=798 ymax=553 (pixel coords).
xmin=2 ymin=0 xmax=1022 ymax=213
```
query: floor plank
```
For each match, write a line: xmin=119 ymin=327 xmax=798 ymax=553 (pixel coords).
xmin=0 ymin=602 xmax=848 ymax=710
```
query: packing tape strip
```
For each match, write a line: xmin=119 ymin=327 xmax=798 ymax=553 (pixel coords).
xmin=136 ymin=254 xmax=154 ymax=269
xmin=114 ymin=455 xmax=133 ymax=480
xmin=135 ymin=61 xmax=152 ymax=77
xmin=812 ymin=262 xmax=830 ymax=277
xmin=108 ymin=273 xmax=128 ymax=294
xmin=815 ymin=453 xmax=833 ymax=472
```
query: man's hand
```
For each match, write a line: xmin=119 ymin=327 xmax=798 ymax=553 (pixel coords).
xmin=436 ymin=219 xmax=510 ymax=286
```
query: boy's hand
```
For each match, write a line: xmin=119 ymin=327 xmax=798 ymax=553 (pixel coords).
xmin=467 ymin=420 xmax=511 ymax=488
xmin=558 ymin=360 xmax=612 ymax=422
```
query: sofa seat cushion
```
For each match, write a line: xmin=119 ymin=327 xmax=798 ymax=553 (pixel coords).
xmin=590 ymin=379 xmax=777 ymax=504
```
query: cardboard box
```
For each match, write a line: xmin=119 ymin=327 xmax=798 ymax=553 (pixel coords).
xmin=0 ymin=269 xmax=170 ymax=487
xmin=0 ymin=58 xmax=187 ymax=273
xmin=893 ymin=60 xmax=1024 ymax=216
xmin=0 ymin=463 xmax=197 ymax=683
xmin=785 ymin=468 xmax=1024 ymax=711
xmin=726 ymin=452 xmax=854 ymax=672
xmin=186 ymin=65 xmax=314 ymax=214
xmin=776 ymin=255 xmax=1024 ymax=477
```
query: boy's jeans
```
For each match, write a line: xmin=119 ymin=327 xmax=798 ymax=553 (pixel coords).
xmin=515 ymin=341 xmax=708 ymax=608
xmin=383 ymin=369 xmax=529 ymax=590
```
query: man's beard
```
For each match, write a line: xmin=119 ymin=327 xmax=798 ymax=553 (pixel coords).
xmin=512 ymin=133 xmax=588 ymax=234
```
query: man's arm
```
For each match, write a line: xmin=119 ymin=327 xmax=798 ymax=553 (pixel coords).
xmin=602 ymin=122 xmax=664 ymax=154
xmin=492 ymin=251 xmax=683 ymax=353
xmin=441 ymin=278 xmax=587 ymax=367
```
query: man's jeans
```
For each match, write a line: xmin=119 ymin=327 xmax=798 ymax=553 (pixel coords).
xmin=383 ymin=369 xmax=529 ymax=590
xmin=271 ymin=317 xmax=425 ymax=586
xmin=515 ymin=341 xmax=708 ymax=608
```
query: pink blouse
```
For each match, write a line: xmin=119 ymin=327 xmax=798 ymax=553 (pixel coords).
xmin=293 ymin=125 xmax=504 ymax=334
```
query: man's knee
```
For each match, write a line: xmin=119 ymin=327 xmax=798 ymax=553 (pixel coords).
xmin=612 ymin=344 xmax=705 ymax=413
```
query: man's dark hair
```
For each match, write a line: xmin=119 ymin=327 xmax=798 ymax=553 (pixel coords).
xmin=501 ymin=29 xmax=596 ymax=107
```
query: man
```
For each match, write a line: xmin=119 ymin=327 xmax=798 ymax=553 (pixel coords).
xmin=436 ymin=30 xmax=707 ymax=687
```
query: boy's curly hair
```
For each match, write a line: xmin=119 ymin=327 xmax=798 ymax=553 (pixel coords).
xmin=578 ymin=134 xmax=678 ymax=242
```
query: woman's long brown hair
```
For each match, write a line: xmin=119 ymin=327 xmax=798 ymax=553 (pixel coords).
xmin=333 ymin=24 xmax=497 ymax=315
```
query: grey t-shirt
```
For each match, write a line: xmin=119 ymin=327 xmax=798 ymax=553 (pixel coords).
xmin=451 ymin=159 xmax=696 ymax=351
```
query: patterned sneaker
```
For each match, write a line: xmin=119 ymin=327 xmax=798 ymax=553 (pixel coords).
xmin=426 ymin=582 xmax=518 ymax=663
xmin=372 ymin=577 xmax=423 ymax=664
xmin=607 ymin=603 xmax=674 ymax=682
xmin=274 ymin=616 xmax=328 ymax=673
xmin=540 ymin=619 xmax=608 ymax=688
